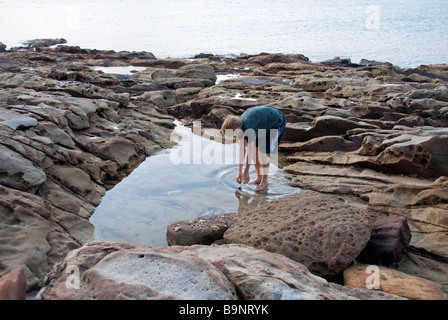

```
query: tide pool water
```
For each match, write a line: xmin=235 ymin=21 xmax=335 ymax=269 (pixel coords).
xmin=90 ymin=123 xmax=300 ymax=246
xmin=1 ymin=0 xmax=447 ymax=67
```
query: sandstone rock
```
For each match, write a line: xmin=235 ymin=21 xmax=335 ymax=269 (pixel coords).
xmin=357 ymin=215 xmax=412 ymax=266
xmin=396 ymin=252 xmax=448 ymax=285
xmin=224 ymin=191 xmax=373 ymax=277
xmin=37 ymin=241 xmax=238 ymax=300
xmin=343 ymin=263 xmax=448 ymax=300
xmin=0 ymin=144 xmax=46 ymax=191
xmin=0 ymin=109 xmax=38 ymax=130
xmin=247 ymin=53 xmax=310 ymax=66
xmin=47 ymin=165 xmax=105 ymax=205
xmin=27 ymin=121 xmax=75 ymax=148
xmin=176 ymin=63 xmax=217 ymax=85
xmin=0 ymin=185 xmax=55 ymax=289
xmin=166 ymin=213 xmax=238 ymax=246
xmin=138 ymin=90 xmax=177 ymax=108
xmin=295 ymin=77 xmax=338 ymax=92
xmin=76 ymin=136 xmax=139 ymax=168
xmin=23 ymin=38 xmax=67 ymax=48
xmin=37 ymin=241 xmax=403 ymax=300
xmin=0 ymin=267 xmax=26 ymax=300
xmin=283 ymin=115 xmax=378 ymax=142
xmin=184 ymin=244 xmax=399 ymax=300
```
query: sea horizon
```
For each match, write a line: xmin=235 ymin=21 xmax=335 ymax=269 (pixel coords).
xmin=1 ymin=0 xmax=447 ymax=68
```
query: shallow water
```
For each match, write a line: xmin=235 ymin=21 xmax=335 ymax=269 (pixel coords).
xmin=90 ymin=122 xmax=300 ymax=246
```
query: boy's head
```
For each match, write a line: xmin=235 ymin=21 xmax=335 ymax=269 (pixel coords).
xmin=221 ymin=115 xmax=243 ymax=139
xmin=221 ymin=115 xmax=242 ymax=131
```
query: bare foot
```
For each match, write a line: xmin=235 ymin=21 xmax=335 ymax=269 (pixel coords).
xmin=250 ymin=179 xmax=262 ymax=184
xmin=255 ymin=181 xmax=268 ymax=192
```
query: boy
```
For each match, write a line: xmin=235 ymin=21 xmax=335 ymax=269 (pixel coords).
xmin=221 ymin=106 xmax=287 ymax=191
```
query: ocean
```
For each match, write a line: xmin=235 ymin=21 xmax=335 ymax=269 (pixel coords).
xmin=1 ymin=0 xmax=447 ymax=67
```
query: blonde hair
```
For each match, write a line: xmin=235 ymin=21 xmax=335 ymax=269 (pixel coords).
xmin=221 ymin=115 xmax=242 ymax=132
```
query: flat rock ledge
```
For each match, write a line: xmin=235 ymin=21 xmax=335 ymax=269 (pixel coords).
xmin=36 ymin=240 xmax=405 ymax=300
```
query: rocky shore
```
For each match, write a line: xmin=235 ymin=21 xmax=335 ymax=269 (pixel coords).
xmin=0 ymin=40 xmax=447 ymax=300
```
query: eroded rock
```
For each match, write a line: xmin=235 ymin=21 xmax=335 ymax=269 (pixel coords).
xmin=37 ymin=241 xmax=404 ymax=300
xmin=224 ymin=191 xmax=374 ymax=277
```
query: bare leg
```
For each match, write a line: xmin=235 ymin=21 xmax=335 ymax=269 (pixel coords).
xmin=251 ymin=147 xmax=262 ymax=184
xmin=255 ymin=151 xmax=270 ymax=191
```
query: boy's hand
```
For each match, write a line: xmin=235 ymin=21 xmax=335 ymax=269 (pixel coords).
xmin=236 ymin=170 xmax=250 ymax=184
xmin=236 ymin=172 xmax=243 ymax=184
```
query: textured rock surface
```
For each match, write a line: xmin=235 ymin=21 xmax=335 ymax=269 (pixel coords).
xmin=166 ymin=213 xmax=238 ymax=246
xmin=37 ymin=241 xmax=404 ymax=300
xmin=224 ymin=191 xmax=374 ymax=277
xmin=343 ymin=263 xmax=448 ymax=300
xmin=0 ymin=46 xmax=178 ymax=289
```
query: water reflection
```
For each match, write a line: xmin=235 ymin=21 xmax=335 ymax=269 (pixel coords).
xmin=90 ymin=121 xmax=300 ymax=246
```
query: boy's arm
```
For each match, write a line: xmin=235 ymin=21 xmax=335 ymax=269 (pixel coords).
xmin=236 ymin=138 xmax=245 ymax=184
xmin=236 ymin=139 xmax=252 ymax=184
xmin=242 ymin=141 xmax=256 ymax=184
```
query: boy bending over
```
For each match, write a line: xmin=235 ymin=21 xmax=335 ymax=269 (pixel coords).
xmin=221 ymin=106 xmax=287 ymax=192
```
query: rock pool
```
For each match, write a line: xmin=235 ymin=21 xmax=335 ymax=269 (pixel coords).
xmin=90 ymin=121 xmax=300 ymax=246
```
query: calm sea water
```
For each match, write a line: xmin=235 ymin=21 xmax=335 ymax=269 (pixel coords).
xmin=1 ymin=0 xmax=447 ymax=67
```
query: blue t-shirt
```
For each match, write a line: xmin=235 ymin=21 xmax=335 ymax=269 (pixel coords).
xmin=241 ymin=106 xmax=285 ymax=136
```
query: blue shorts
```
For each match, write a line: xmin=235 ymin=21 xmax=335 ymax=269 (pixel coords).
xmin=256 ymin=114 xmax=287 ymax=154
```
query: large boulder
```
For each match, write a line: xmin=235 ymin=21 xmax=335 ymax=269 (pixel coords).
xmin=38 ymin=241 xmax=238 ymax=300
xmin=223 ymin=191 xmax=374 ymax=277
xmin=37 ymin=241 xmax=403 ymax=300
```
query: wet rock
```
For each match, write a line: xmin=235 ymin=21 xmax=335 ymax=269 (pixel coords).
xmin=224 ymin=191 xmax=373 ymax=277
xmin=343 ymin=263 xmax=448 ymax=300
